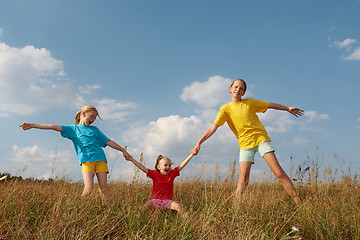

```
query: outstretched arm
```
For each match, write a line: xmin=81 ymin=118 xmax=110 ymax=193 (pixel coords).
xmin=178 ymin=153 xmax=194 ymax=172
xmin=20 ymin=123 xmax=62 ymax=132
xmin=106 ymin=140 xmax=130 ymax=159
xmin=191 ymin=123 xmax=219 ymax=155
xmin=125 ymin=154 xmax=148 ymax=174
xmin=268 ymin=103 xmax=304 ymax=117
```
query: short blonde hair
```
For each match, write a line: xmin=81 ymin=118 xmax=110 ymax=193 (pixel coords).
xmin=75 ymin=105 xmax=101 ymax=125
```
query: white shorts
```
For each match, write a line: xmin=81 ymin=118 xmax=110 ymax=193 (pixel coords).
xmin=239 ymin=141 xmax=275 ymax=164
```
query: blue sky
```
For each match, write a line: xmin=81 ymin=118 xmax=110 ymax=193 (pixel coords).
xmin=1 ymin=0 xmax=359 ymax=182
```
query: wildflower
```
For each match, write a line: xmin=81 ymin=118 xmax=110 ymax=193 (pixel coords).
xmin=291 ymin=226 xmax=300 ymax=232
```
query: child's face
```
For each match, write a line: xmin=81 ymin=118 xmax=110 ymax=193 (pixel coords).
xmin=229 ymin=80 xmax=246 ymax=99
xmin=81 ymin=110 xmax=98 ymax=126
xmin=156 ymin=158 xmax=172 ymax=175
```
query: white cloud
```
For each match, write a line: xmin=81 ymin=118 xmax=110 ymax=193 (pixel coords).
xmin=0 ymin=112 xmax=9 ymax=117
xmin=292 ymin=137 xmax=309 ymax=145
xmin=0 ymin=42 xmax=81 ymax=115
xmin=96 ymin=98 xmax=137 ymax=122
xmin=10 ymin=145 xmax=77 ymax=179
xmin=304 ymin=110 xmax=329 ymax=122
xmin=0 ymin=42 xmax=137 ymax=118
xmin=332 ymin=38 xmax=360 ymax=61
xmin=11 ymin=145 xmax=54 ymax=163
xmin=345 ymin=47 xmax=360 ymax=60
xmin=260 ymin=110 xmax=299 ymax=134
xmin=79 ymin=84 xmax=101 ymax=94
xmin=125 ymin=114 xmax=203 ymax=159
xmin=334 ymin=38 xmax=356 ymax=49
xmin=180 ymin=75 xmax=233 ymax=108
xmin=109 ymin=162 xmax=148 ymax=182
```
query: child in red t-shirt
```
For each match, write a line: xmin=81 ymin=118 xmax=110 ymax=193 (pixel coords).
xmin=126 ymin=153 xmax=194 ymax=215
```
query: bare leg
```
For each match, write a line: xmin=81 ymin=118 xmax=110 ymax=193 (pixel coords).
xmin=169 ymin=201 xmax=182 ymax=213
xmin=144 ymin=200 xmax=156 ymax=210
xmin=96 ymin=172 xmax=109 ymax=203
xmin=169 ymin=202 xmax=188 ymax=218
xmin=235 ymin=161 xmax=252 ymax=199
xmin=82 ymin=171 xmax=95 ymax=197
xmin=263 ymin=152 xmax=300 ymax=204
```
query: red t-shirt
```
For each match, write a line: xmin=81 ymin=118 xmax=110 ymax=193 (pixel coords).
xmin=147 ymin=167 xmax=180 ymax=200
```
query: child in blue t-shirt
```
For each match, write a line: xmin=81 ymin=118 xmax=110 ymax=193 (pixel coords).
xmin=20 ymin=105 xmax=130 ymax=202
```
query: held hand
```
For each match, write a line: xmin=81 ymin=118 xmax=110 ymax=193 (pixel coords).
xmin=191 ymin=145 xmax=200 ymax=155
xmin=19 ymin=122 xmax=32 ymax=131
xmin=123 ymin=151 xmax=133 ymax=161
xmin=288 ymin=107 xmax=304 ymax=117
xmin=126 ymin=156 xmax=135 ymax=162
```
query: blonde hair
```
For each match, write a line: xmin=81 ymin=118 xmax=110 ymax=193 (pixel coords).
xmin=155 ymin=155 xmax=171 ymax=172
xmin=75 ymin=105 xmax=101 ymax=125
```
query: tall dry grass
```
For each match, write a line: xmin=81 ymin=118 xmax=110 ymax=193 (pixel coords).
xmin=1 ymin=159 xmax=359 ymax=239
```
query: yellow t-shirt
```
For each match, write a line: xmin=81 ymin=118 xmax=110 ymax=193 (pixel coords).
xmin=214 ymin=98 xmax=271 ymax=150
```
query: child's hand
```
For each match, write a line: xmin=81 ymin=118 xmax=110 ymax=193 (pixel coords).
xmin=288 ymin=107 xmax=304 ymax=117
xmin=123 ymin=152 xmax=133 ymax=161
xmin=20 ymin=122 xmax=32 ymax=131
xmin=191 ymin=145 xmax=200 ymax=155
xmin=123 ymin=152 xmax=129 ymax=160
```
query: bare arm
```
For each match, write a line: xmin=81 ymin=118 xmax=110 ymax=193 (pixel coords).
xmin=178 ymin=153 xmax=194 ymax=172
xmin=191 ymin=123 xmax=219 ymax=155
xmin=106 ymin=140 xmax=130 ymax=159
xmin=268 ymin=103 xmax=304 ymax=117
xmin=20 ymin=123 xmax=62 ymax=132
xmin=106 ymin=140 xmax=127 ymax=153
xmin=126 ymin=155 xmax=148 ymax=174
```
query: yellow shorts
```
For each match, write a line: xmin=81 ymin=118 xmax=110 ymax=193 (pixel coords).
xmin=81 ymin=161 xmax=109 ymax=174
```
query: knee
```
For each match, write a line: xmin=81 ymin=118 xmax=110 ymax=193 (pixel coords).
xmin=273 ymin=169 xmax=287 ymax=181
xmin=170 ymin=202 xmax=182 ymax=213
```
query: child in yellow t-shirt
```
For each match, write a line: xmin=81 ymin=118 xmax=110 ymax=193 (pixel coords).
xmin=191 ymin=79 xmax=303 ymax=204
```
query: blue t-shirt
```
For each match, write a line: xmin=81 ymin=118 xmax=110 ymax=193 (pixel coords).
xmin=60 ymin=124 xmax=110 ymax=165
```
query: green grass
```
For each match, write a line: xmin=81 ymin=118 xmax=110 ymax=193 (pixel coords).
xmin=1 ymin=174 xmax=359 ymax=240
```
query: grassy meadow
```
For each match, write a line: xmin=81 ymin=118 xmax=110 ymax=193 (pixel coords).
xmin=1 ymin=160 xmax=359 ymax=240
